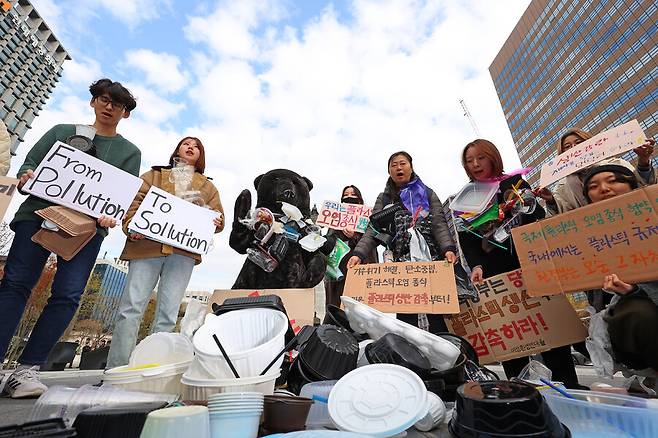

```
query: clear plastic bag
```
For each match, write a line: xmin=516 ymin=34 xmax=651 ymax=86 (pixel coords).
xmin=408 ymin=227 xmax=432 ymax=261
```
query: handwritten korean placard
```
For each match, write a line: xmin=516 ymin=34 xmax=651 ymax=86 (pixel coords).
xmin=445 ymin=269 xmax=587 ymax=364
xmin=539 ymin=120 xmax=646 ymax=188
xmin=316 ymin=200 xmax=372 ymax=233
xmin=344 ymin=261 xmax=459 ymax=314
xmin=512 ymin=184 xmax=658 ymax=296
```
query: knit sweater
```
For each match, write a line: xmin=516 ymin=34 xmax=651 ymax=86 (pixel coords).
xmin=12 ymin=124 xmax=141 ymax=237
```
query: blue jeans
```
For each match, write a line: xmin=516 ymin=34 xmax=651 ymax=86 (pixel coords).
xmin=106 ymin=254 xmax=195 ymax=368
xmin=0 ymin=220 xmax=104 ymax=365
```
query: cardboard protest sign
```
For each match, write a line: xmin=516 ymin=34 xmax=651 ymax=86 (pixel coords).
xmin=0 ymin=175 xmax=18 ymax=222
xmin=344 ymin=261 xmax=459 ymax=314
xmin=23 ymin=142 xmax=143 ymax=220
xmin=130 ymin=187 xmax=218 ymax=255
xmin=316 ymin=200 xmax=372 ymax=233
xmin=512 ymin=185 xmax=658 ymax=296
xmin=208 ymin=289 xmax=315 ymax=333
xmin=445 ymin=270 xmax=587 ymax=364
xmin=539 ymin=120 xmax=646 ymax=188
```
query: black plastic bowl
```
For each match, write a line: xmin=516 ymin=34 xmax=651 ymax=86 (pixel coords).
xmin=449 ymin=381 xmax=571 ymax=438
xmin=364 ymin=333 xmax=432 ymax=377
xmin=298 ymin=324 xmax=358 ymax=380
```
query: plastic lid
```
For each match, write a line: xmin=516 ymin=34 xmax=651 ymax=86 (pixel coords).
xmin=130 ymin=332 xmax=193 ymax=367
xmin=449 ymin=181 xmax=500 ymax=214
xmin=328 ymin=364 xmax=428 ymax=437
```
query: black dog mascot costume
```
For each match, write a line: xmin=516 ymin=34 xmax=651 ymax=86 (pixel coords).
xmin=230 ymin=169 xmax=335 ymax=289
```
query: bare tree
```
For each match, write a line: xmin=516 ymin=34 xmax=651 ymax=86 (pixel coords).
xmin=3 ymin=257 xmax=56 ymax=369
xmin=0 ymin=221 xmax=14 ymax=256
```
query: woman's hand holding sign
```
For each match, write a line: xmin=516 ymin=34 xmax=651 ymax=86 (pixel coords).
xmin=213 ymin=212 xmax=224 ymax=230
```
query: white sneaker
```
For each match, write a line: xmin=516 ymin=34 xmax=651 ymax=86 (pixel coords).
xmin=6 ymin=366 xmax=48 ymax=398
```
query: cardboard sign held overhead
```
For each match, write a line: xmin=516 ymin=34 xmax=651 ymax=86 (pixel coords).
xmin=131 ymin=187 xmax=218 ymax=255
xmin=208 ymin=289 xmax=315 ymax=333
xmin=539 ymin=120 xmax=646 ymax=188
xmin=0 ymin=175 xmax=18 ymax=222
xmin=344 ymin=261 xmax=459 ymax=314
xmin=512 ymin=185 xmax=658 ymax=296
xmin=316 ymin=200 xmax=372 ymax=233
xmin=23 ymin=142 xmax=143 ymax=220
xmin=445 ymin=269 xmax=587 ymax=364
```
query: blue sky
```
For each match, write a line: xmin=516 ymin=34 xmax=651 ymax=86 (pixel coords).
xmin=8 ymin=0 xmax=532 ymax=291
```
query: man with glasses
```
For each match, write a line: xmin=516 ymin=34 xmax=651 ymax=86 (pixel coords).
xmin=0 ymin=79 xmax=141 ymax=398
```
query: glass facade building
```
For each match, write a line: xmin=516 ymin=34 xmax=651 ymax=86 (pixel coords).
xmin=90 ymin=259 xmax=129 ymax=330
xmin=0 ymin=0 xmax=70 ymax=153
xmin=490 ymin=0 xmax=658 ymax=186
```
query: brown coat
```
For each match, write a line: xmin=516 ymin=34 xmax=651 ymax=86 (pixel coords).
xmin=120 ymin=168 xmax=224 ymax=265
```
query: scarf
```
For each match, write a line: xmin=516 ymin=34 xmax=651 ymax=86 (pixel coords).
xmin=399 ymin=176 xmax=430 ymax=214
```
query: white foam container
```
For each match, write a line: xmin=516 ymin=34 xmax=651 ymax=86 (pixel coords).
xmin=341 ymin=296 xmax=460 ymax=371
xmin=191 ymin=309 xmax=288 ymax=379
xmin=103 ymin=360 xmax=190 ymax=395
xmin=181 ymin=371 xmax=280 ymax=400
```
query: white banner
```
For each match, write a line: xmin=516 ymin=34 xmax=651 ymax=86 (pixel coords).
xmin=131 ymin=186 xmax=218 ymax=255
xmin=539 ymin=119 xmax=646 ymax=188
xmin=24 ymin=141 xmax=143 ymax=221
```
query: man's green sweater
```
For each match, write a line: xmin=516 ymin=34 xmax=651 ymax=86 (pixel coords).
xmin=13 ymin=124 xmax=141 ymax=237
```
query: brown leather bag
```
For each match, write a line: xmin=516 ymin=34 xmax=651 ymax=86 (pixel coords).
xmin=32 ymin=206 xmax=97 ymax=261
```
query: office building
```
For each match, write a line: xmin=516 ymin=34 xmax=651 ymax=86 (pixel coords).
xmin=1 ymin=0 xmax=70 ymax=153
xmin=90 ymin=258 xmax=129 ymax=330
xmin=490 ymin=0 xmax=658 ymax=185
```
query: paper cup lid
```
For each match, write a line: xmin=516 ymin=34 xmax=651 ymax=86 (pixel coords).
xmin=328 ymin=364 xmax=428 ymax=437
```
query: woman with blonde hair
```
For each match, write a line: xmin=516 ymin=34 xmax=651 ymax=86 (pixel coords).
xmin=538 ymin=128 xmax=655 ymax=215
xmin=456 ymin=139 xmax=581 ymax=387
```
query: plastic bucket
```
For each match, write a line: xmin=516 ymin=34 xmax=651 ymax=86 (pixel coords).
xmin=192 ymin=309 xmax=288 ymax=378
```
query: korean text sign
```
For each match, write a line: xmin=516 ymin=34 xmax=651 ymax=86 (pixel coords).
xmin=344 ymin=261 xmax=459 ymax=314
xmin=539 ymin=120 xmax=646 ymax=188
xmin=132 ymin=186 xmax=218 ymax=255
xmin=0 ymin=175 xmax=18 ymax=222
xmin=511 ymin=185 xmax=658 ymax=296
xmin=316 ymin=200 xmax=372 ymax=233
xmin=23 ymin=142 xmax=143 ymax=220
xmin=445 ymin=270 xmax=587 ymax=364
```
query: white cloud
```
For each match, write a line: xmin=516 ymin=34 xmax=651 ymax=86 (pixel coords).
xmin=62 ymin=57 xmax=103 ymax=86
xmin=125 ymin=83 xmax=186 ymax=124
xmin=124 ymin=49 xmax=189 ymax=93
xmin=96 ymin=0 xmax=173 ymax=29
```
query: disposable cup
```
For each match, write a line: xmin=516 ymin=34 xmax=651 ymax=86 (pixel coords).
xmin=76 ymin=125 xmax=97 ymax=139
xmin=139 ymin=406 xmax=209 ymax=438
xmin=209 ymin=411 xmax=261 ymax=438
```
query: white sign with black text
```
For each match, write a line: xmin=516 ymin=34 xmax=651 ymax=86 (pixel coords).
xmin=131 ymin=186 xmax=218 ymax=255
xmin=24 ymin=142 xmax=143 ymax=220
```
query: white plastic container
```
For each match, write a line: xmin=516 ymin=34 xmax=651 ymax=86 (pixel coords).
xmin=192 ymin=309 xmax=288 ymax=379
xmin=329 ymin=364 xmax=428 ymax=437
xmin=449 ymin=181 xmax=500 ymax=214
xmin=300 ymin=380 xmax=338 ymax=429
xmin=180 ymin=371 xmax=280 ymax=400
xmin=341 ymin=296 xmax=460 ymax=371
xmin=414 ymin=392 xmax=446 ymax=432
xmin=130 ymin=332 xmax=194 ymax=367
xmin=140 ymin=406 xmax=210 ymax=438
xmin=103 ymin=361 xmax=190 ymax=395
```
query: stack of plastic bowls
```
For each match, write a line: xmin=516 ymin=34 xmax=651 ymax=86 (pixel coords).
xmin=207 ymin=392 xmax=264 ymax=438
xmin=139 ymin=406 xmax=209 ymax=438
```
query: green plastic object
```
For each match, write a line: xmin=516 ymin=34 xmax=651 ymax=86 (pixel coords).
xmin=325 ymin=238 xmax=350 ymax=280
